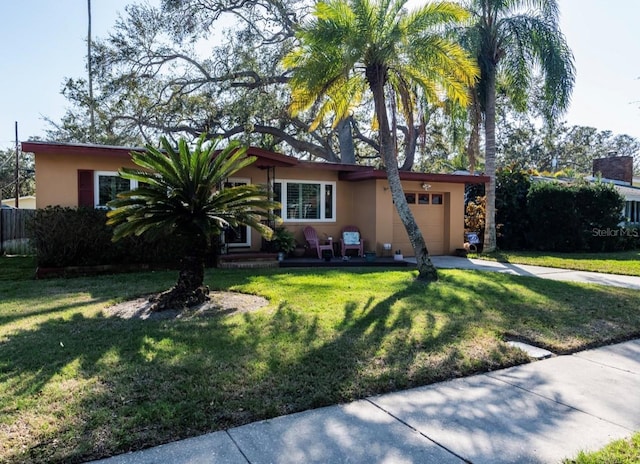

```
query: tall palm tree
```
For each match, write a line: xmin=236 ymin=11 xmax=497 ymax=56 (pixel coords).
xmin=460 ymin=0 xmax=575 ymax=252
xmin=283 ymin=0 xmax=477 ymax=281
xmin=107 ymin=135 xmax=279 ymax=310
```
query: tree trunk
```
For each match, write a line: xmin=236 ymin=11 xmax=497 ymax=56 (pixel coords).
xmin=400 ymin=125 xmax=418 ymax=171
xmin=483 ymin=69 xmax=497 ymax=253
xmin=467 ymin=90 xmax=481 ymax=175
xmin=150 ymin=233 xmax=209 ymax=311
xmin=366 ymin=64 xmax=437 ymax=281
xmin=337 ymin=117 xmax=356 ymax=164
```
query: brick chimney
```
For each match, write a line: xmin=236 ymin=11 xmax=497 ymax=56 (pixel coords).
xmin=592 ymin=156 xmax=633 ymax=184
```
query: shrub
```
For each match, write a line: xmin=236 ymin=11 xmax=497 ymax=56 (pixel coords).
xmin=496 ymin=167 xmax=531 ymax=250
xmin=527 ymin=182 xmax=579 ymax=251
xmin=526 ymin=182 xmax=625 ymax=252
xmin=30 ymin=207 xmax=188 ymax=268
xmin=575 ymin=183 xmax=625 ymax=251
xmin=465 ymin=196 xmax=486 ymax=235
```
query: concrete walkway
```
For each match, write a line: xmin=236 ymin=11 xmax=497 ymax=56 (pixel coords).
xmin=90 ymin=259 xmax=640 ymax=464
xmin=428 ymin=256 xmax=640 ymax=290
xmin=92 ymin=339 xmax=640 ymax=464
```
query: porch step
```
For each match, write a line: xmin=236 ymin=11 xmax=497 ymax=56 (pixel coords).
xmin=217 ymin=253 xmax=279 ymax=269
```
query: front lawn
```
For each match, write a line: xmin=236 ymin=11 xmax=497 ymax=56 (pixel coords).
xmin=2 ymin=256 xmax=640 ymax=463
xmin=564 ymin=432 xmax=640 ymax=463
xmin=475 ymin=250 xmax=640 ymax=276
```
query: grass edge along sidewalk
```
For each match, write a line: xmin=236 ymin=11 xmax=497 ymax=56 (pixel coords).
xmin=473 ymin=250 xmax=640 ymax=276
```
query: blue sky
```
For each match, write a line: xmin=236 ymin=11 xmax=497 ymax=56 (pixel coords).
xmin=1 ymin=0 xmax=639 ymax=150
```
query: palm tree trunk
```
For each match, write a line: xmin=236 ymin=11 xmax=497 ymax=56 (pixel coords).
xmin=367 ymin=64 xmax=437 ymax=281
xmin=467 ymin=90 xmax=481 ymax=175
xmin=151 ymin=233 xmax=209 ymax=310
xmin=337 ymin=117 xmax=356 ymax=164
xmin=483 ymin=69 xmax=497 ymax=252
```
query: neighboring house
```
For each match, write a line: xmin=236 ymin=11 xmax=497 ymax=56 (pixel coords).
xmin=591 ymin=156 xmax=640 ymax=225
xmin=1 ymin=195 xmax=36 ymax=209
xmin=21 ymin=140 xmax=488 ymax=256
xmin=612 ymin=184 xmax=640 ymax=224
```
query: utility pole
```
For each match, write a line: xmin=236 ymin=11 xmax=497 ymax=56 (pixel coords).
xmin=87 ymin=0 xmax=96 ymax=141
xmin=14 ymin=121 xmax=19 ymax=208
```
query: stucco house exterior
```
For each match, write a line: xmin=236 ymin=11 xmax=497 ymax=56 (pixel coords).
xmin=22 ymin=140 xmax=488 ymax=256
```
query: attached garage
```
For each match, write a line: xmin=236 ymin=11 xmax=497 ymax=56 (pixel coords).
xmin=393 ymin=191 xmax=447 ymax=255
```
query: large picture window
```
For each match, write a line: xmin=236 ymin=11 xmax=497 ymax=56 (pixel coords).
xmin=95 ymin=171 xmax=137 ymax=208
xmin=274 ymin=180 xmax=335 ymax=222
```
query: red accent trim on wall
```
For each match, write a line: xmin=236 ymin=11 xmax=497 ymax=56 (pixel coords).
xmin=78 ymin=170 xmax=94 ymax=207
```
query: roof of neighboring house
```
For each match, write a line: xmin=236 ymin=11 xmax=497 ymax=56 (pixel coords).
xmin=21 ymin=140 xmax=489 ymax=184
xmin=614 ymin=184 xmax=640 ymax=201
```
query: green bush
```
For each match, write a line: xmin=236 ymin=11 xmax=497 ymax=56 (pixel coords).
xmin=527 ymin=182 xmax=579 ymax=251
xmin=526 ymin=182 xmax=625 ymax=252
xmin=576 ymin=183 xmax=625 ymax=251
xmin=30 ymin=207 xmax=188 ymax=268
xmin=496 ymin=167 xmax=531 ymax=249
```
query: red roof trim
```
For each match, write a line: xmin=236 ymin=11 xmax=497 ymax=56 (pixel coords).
xmin=21 ymin=141 xmax=300 ymax=168
xmin=339 ymin=169 xmax=489 ymax=184
xmin=21 ymin=141 xmax=139 ymax=159
xmin=21 ymin=141 xmax=488 ymax=183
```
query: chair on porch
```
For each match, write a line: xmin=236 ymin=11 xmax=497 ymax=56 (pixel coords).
xmin=340 ymin=225 xmax=364 ymax=257
xmin=303 ymin=226 xmax=335 ymax=259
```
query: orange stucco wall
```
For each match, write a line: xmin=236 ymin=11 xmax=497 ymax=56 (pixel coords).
xmin=34 ymin=149 xmax=467 ymax=256
xmin=35 ymin=151 xmax=138 ymax=208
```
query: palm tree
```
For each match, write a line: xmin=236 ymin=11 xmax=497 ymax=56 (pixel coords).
xmin=107 ymin=135 xmax=279 ymax=310
xmin=283 ymin=0 xmax=477 ymax=281
xmin=460 ymin=0 xmax=575 ymax=252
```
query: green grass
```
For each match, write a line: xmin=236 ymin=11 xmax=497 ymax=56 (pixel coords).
xmin=473 ymin=250 xmax=640 ymax=276
xmin=564 ymin=432 xmax=640 ymax=463
xmin=2 ymin=256 xmax=640 ymax=463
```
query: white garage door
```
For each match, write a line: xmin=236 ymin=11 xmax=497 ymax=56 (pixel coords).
xmin=392 ymin=192 xmax=446 ymax=256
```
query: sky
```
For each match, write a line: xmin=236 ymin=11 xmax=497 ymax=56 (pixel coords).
xmin=1 ymin=0 xmax=639 ymax=151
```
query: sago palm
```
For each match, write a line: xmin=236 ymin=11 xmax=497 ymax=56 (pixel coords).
xmin=107 ymin=135 xmax=278 ymax=310
xmin=460 ymin=0 xmax=575 ymax=252
xmin=283 ymin=0 xmax=478 ymax=281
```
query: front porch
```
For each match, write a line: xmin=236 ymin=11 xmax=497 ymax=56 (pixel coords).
xmin=216 ymin=252 xmax=412 ymax=269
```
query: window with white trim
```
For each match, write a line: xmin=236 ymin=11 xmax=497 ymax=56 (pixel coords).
xmin=274 ymin=180 xmax=335 ymax=222
xmin=95 ymin=171 xmax=137 ymax=208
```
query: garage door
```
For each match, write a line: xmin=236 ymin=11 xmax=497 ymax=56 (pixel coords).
xmin=392 ymin=192 xmax=446 ymax=255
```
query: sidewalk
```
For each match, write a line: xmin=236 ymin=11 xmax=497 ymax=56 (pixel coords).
xmin=428 ymin=256 xmax=640 ymax=290
xmin=91 ymin=338 xmax=640 ymax=464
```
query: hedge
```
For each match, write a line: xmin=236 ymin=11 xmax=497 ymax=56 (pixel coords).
xmin=29 ymin=207 xmax=189 ymax=268
xmin=526 ymin=182 xmax=627 ymax=252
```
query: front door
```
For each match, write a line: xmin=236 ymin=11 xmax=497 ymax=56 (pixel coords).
xmin=224 ymin=178 xmax=251 ymax=248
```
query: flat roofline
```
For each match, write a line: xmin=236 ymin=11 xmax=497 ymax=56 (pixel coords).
xmin=22 ymin=140 xmax=489 ymax=183
xmin=339 ymin=169 xmax=490 ymax=184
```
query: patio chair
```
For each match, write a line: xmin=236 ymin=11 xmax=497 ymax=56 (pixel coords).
xmin=303 ymin=226 xmax=335 ymax=259
xmin=340 ymin=225 xmax=364 ymax=257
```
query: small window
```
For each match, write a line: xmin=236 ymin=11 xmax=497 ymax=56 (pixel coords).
xmin=431 ymin=194 xmax=443 ymax=205
xmin=405 ymin=193 xmax=416 ymax=204
xmin=418 ymin=193 xmax=429 ymax=205
xmin=95 ymin=171 xmax=137 ymax=208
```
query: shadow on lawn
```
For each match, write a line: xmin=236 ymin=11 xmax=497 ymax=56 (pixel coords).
xmin=2 ymin=268 xmax=640 ymax=463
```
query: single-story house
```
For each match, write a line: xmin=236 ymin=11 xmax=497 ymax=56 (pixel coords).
xmin=21 ymin=140 xmax=488 ymax=256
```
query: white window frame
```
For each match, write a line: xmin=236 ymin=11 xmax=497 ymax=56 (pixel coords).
xmin=94 ymin=171 xmax=138 ymax=209
xmin=276 ymin=179 xmax=336 ymax=223
xmin=224 ymin=177 xmax=252 ymax=247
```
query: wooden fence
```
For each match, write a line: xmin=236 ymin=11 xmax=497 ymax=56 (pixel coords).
xmin=1 ymin=209 xmax=36 ymax=254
